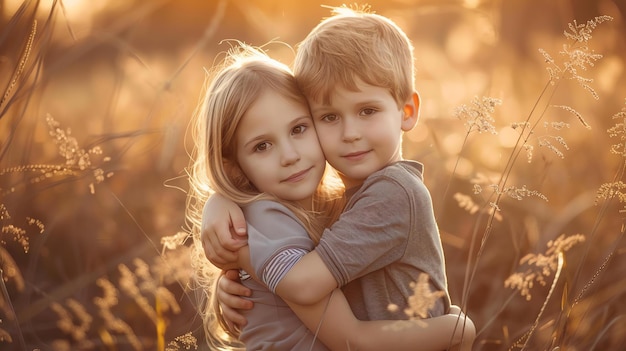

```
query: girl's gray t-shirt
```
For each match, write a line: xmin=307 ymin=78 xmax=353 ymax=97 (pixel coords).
xmin=238 ymin=200 xmax=329 ymax=351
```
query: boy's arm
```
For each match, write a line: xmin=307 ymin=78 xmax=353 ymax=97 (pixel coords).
xmin=216 ymin=270 xmax=253 ymax=328
xmin=285 ymin=290 xmax=475 ymax=351
xmin=274 ymin=250 xmax=337 ymax=305
xmin=201 ymin=193 xmax=249 ymax=270
xmin=277 ymin=177 xmax=428 ymax=305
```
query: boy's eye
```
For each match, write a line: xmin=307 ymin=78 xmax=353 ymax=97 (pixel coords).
xmin=292 ymin=124 xmax=307 ymax=134
xmin=360 ymin=108 xmax=377 ymax=116
xmin=321 ymin=114 xmax=338 ymax=122
xmin=254 ymin=142 xmax=270 ymax=152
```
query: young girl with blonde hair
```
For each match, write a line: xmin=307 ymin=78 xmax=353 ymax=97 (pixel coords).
xmin=187 ymin=43 xmax=474 ymax=350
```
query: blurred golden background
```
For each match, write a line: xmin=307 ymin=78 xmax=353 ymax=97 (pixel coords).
xmin=1 ymin=0 xmax=625 ymax=350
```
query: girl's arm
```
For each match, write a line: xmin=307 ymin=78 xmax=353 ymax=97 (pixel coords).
xmin=285 ymin=289 xmax=475 ymax=351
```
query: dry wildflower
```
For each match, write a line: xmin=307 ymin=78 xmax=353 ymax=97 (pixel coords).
xmin=403 ymin=273 xmax=446 ymax=319
xmin=44 ymin=114 xmax=112 ymax=193
xmin=543 ymin=121 xmax=570 ymax=131
xmin=455 ymin=96 xmax=501 ymax=134
xmin=470 ymin=172 xmax=500 ymax=193
xmin=118 ymin=262 xmax=158 ymax=323
xmin=454 ymin=193 xmax=480 ymax=215
xmin=161 ymin=231 xmax=189 ymax=251
xmin=563 ymin=16 xmax=613 ymax=43
xmin=505 ymin=234 xmax=585 ymax=300
xmin=472 ymin=184 xmax=482 ymax=194
xmin=118 ymin=259 xmax=182 ymax=325
xmin=537 ymin=135 xmax=568 ymax=158
xmin=488 ymin=202 xmax=503 ymax=222
xmin=1 ymin=225 xmax=28 ymax=252
xmin=166 ymin=332 xmax=198 ymax=351
xmin=94 ymin=278 xmax=142 ymax=351
xmin=552 ymin=105 xmax=590 ymax=129
xmin=523 ymin=144 xmax=534 ymax=163
xmin=0 ymin=20 xmax=36 ymax=111
xmin=607 ymin=100 xmax=626 ymax=157
xmin=154 ymin=245 xmax=192 ymax=286
xmin=0 ymin=246 xmax=24 ymax=292
xmin=540 ymin=16 xmax=613 ymax=97
xmin=0 ymin=204 xmax=9 ymax=220
xmin=596 ymin=181 xmax=626 ymax=212
xmin=504 ymin=185 xmax=548 ymax=202
xmin=50 ymin=299 xmax=95 ymax=349
xmin=510 ymin=121 xmax=530 ymax=131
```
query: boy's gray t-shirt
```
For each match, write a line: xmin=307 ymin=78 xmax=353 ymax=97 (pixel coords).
xmin=238 ymin=200 xmax=329 ymax=351
xmin=315 ymin=160 xmax=451 ymax=320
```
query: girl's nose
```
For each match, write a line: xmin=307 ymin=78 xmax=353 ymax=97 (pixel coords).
xmin=280 ymin=143 xmax=301 ymax=166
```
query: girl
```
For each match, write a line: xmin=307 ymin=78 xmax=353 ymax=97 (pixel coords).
xmin=186 ymin=43 xmax=474 ymax=350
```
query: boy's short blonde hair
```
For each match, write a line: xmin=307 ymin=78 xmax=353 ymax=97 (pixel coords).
xmin=294 ymin=6 xmax=415 ymax=108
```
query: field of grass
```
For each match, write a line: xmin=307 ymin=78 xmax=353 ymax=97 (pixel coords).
xmin=1 ymin=0 xmax=625 ymax=350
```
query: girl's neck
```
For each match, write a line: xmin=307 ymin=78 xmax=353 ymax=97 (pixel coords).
xmin=296 ymin=197 xmax=314 ymax=211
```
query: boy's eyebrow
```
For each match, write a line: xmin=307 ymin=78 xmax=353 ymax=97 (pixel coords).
xmin=310 ymin=105 xmax=333 ymax=115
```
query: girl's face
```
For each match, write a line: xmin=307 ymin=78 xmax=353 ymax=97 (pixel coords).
xmin=235 ymin=90 xmax=326 ymax=210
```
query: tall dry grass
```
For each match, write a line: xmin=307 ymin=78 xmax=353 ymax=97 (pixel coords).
xmin=0 ymin=0 xmax=625 ymax=350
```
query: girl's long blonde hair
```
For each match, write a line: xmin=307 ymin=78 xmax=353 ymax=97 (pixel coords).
xmin=186 ymin=43 xmax=344 ymax=349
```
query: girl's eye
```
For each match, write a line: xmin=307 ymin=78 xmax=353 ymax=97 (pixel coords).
xmin=292 ymin=124 xmax=307 ymax=134
xmin=254 ymin=142 xmax=270 ymax=152
xmin=321 ymin=114 xmax=338 ymax=122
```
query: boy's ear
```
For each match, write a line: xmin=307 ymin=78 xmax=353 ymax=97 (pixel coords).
xmin=401 ymin=91 xmax=420 ymax=131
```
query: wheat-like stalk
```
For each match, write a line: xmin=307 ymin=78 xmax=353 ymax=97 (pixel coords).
xmin=0 ymin=20 xmax=36 ymax=115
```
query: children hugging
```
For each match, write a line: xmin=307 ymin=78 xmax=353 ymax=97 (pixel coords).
xmin=187 ymin=5 xmax=476 ymax=351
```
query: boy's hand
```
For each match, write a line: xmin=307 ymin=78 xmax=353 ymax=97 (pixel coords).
xmin=218 ymin=270 xmax=253 ymax=329
xmin=201 ymin=193 xmax=248 ymax=270
xmin=448 ymin=305 xmax=476 ymax=351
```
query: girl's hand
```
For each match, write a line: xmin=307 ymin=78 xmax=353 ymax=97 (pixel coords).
xmin=201 ymin=193 xmax=248 ymax=270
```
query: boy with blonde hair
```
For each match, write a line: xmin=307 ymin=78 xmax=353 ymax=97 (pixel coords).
xmin=202 ymin=5 xmax=473 ymax=348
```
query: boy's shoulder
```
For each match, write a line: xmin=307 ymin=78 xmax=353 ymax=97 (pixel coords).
xmin=368 ymin=160 xmax=424 ymax=184
xmin=349 ymin=160 xmax=426 ymax=201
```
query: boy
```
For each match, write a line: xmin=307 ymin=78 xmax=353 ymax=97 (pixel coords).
xmin=203 ymin=5 xmax=465 ymax=344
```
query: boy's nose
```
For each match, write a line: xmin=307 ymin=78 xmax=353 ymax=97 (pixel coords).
xmin=342 ymin=118 xmax=361 ymax=142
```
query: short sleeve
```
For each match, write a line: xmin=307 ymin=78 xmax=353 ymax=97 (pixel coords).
xmin=315 ymin=177 xmax=412 ymax=287
xmin=244 ymin=201 xmax=316 ymax=284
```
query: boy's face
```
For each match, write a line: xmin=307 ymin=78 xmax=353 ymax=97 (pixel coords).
xmin=308 ymin=80 xmax=418 ymax=189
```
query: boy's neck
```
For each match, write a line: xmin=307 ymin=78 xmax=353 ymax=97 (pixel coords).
xmin=339 ymin=158 xmax=406 ymax=189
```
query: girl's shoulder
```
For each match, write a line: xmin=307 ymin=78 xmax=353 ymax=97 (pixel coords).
xmin=243 ymin=200 xmax=301 ymax=226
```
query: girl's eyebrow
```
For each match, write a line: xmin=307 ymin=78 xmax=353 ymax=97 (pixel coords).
xmin=243 ymin=134 xmax=268 ymax=149
xmin=242 ymin=115 xmax=312 ymax=149
xmin=289 ymin=115 xmax=314 ymax=125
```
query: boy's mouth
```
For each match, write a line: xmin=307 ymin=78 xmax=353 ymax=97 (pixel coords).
xmin=343 ymin=150 xmax=370 ymax=161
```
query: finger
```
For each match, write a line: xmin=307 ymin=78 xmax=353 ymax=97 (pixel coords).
xmin=229 ymin=212 xmax=248 ymax=237
xmin=202 ymin=235 xmax=238 ymax=269
xmin=219 ymin=275 xmax=253 ymax=303
xmin=208 ymin=220 xmax=245 ymax=252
